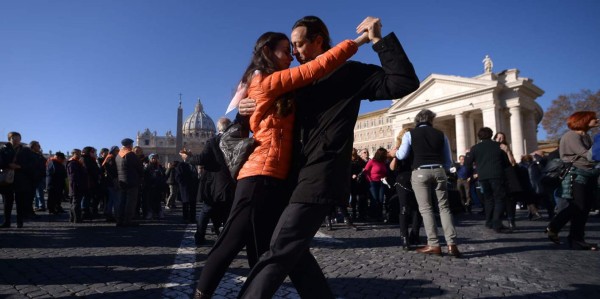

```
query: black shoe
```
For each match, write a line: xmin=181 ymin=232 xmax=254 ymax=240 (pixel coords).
xmin=569 ymin=239 xmax=598 ymax=251
xmin=545 ymin=228 xmax=560 ymax=245
xmin=1 ymin=222 xmax=10 ymax=228
xmin=401 ymin=236 xmax=409 ymax=251
xmin=17 ymin=221 xmax=23 ymax=228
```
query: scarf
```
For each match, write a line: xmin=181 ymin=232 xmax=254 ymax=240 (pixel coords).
xmin=118 ymin=147 xmax=133 ymax=158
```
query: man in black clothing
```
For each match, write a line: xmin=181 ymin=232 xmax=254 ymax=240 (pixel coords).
xmin=46 ymin=152 xmax=67 ymax=215
xmin=180 ymin=117 xmax=235 ymax=246
xmin=464 ymin=127 xmax=512 ymax=233
xmin=235 ymin=16 xmax=419 ymax=299
xmin=1 ymin=132 xmax=34 ymax=228
xmin=115 ymin=138 xmax=144 ymax=227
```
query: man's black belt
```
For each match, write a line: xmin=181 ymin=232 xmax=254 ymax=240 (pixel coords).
xmin=415 ymin=165 xmax=443 ymax=170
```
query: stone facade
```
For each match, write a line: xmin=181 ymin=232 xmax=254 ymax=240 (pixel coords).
xmin=354 ymin=58 xmax=545 ymax=161
xmin=136 ymin=99 xmax=215 ymax=164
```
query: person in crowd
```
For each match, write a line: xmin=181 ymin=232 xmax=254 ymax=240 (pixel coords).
xmin=1 ymin=132 xmax=34 ymax=228
xmin=133 ymin=145 xmax=148 ymax=218
xmin=350 ymin=148 xmax=368 ymax=221
xmin=194 ymin=22 xmax=368 ymax=298
xmin=165 ymin=160 xmax=180 ymax=209
xmin=180 ymin=117 xmax=236 ymax=246
xmin=29 ymin=141 xmax=46 ymax=215
xmin=176 ymin=150 xmax=199 ymax=223
xmin=101 ymin=146 xmax=119 ymax=222
xmin=394 ymin=109 xmax=460 ymax=257
xmin=115 ymin=138 xmax=144 ymax=227
xmin=532 ymin=150 xmax=556 ymax=219
xmin=66 ymin=149 xmax=87 ymax=223
xmin=517 ymin=154 xmax=542 ymax=220
xmin=364 ymin=147 xmax=388 ymax=221
xmin=494 ymin=132 xmax=519 ymax=230
xmin=465 ymin=127 xmax=512 ymax=233
xmin=455 ymin=154 xmax=472 ymax=213
xmin=143 ymin=153 xmax=167 ymax=220
xmin=232 ymin=16 xmax=418 ymax=299
xmin=81 ymin=146 xmax=100 ymax=219
xmin=546 ymin=111 xmax=599 ymax=250
xmin=356 ymin=148 xmax=371 ymax=219
xmin=46 ymin=151 xmax=67 ymax=215
xmin=389 ymin=128 xmax=422 ymax=250
xmin=97 ymin=147 xmax=110 ymax=218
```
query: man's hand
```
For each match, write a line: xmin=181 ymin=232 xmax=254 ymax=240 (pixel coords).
xmin=356 ymin=16 xmax=382 ymax=44
xmin=353 ymin=32 xmax=369 ymax=46
xmin=238 ymin=98 xmax=257 ymax=116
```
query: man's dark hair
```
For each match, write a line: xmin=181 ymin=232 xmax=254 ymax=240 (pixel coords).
xmin=478 ymin=127 xmax=494 ymax=140
xmin=7 ymin=131 xmax=21 ymax=141
xmin=82 ymin=146 xmax=96 ymax=155
xmin=292 ymin=16 xmax=332 ymax=51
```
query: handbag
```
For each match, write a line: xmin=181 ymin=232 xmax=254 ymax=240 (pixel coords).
xmin=0 ymin=169 xmax=15 ymax=186
xmin=219 ymin=122 xmax=255 ymax=179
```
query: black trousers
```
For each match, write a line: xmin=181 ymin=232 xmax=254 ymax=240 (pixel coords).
xmin=2 ymin=188 xmax=26 ymax=226
xmin=196 ymin=176 xmax=288 ymax=295
xmin=549 ymin=179 xmax=596 ymax=242
xmin=480 ymin=179 xmax=507 ymax=229
xmin=47 ymin=188 xmax=64 ymax=213
xmin=395 ymin=183 xmax=422 ymax=238
xmin=238 ymin=202 xmax=334 ymax=299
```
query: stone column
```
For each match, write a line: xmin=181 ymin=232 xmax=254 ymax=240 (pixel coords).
xmin=524 ymin=111 xmax=538 ymax=154
xmin=482 ymin=107 xmax=499 ymax=134
xmin=509 ymin=106 xmax=524 ymax=159
xmin=455 ymin=113 xmax=467 ymax=159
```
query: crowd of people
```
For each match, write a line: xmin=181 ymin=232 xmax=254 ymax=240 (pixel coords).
xmin=1 ymin=13 xmax=598 ymax=299
xmin=0 ymin=131 xmax=232 ymax=233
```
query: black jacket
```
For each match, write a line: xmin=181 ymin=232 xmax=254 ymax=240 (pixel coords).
xmin=187 ymin=135 xmax=235 ymax=204
xmin=46 ymin=159 xmax=67 ymax=191
xmin=175 ymin=161 xmax=198 ymax=203
xmin=289 ymin=33 xmax=419 ymax=205
xmin=465 ymin=139 xmax=510 ymax=180
xmin=116 ymin=151 xmax=144 ymax=189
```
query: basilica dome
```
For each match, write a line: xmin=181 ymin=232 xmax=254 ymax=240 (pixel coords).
xmin=182 ymin=99 xmax=216 ymax=139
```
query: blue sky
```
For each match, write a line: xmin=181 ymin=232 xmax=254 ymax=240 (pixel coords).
xmin=1 ymin=0 xmax=599 ymax=154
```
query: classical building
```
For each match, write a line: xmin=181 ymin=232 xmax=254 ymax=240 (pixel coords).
xmin=353 ymin=108 xmax=395 ymax=155
xmin=354 ymin=57 xmax=545 ymax=160
xmin=136 ymin=98 xmax=216 ymax=164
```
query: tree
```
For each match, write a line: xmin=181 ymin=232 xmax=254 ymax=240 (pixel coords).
xmin=541 ymin=89 xmax=600 ymax=141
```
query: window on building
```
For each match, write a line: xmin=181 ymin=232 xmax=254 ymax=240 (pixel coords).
xmin=144 ymin=140 xmax=149 ymax=146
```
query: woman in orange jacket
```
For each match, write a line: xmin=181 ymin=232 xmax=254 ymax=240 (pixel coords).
xmin=195 ymin=30 xmax=369 ymax=297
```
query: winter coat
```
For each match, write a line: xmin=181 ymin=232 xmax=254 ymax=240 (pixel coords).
xmin=46 ymin=158 xmax=67 ymax=191
xmin=175 ymin=161 xmax=198 ymax=203
xmin=238 ymin=40 xmax=358 ymax=181
xmin=67 ymin=159 xmax=88 ymax=197
xmin=144 ymin=163 xmax=167 ymax=191
xmin=116 ymin=149 xmax=144 ymax=189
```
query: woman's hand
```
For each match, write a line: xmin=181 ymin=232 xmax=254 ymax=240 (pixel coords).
xmin=353 ymin=32 xmax=369 ymax=46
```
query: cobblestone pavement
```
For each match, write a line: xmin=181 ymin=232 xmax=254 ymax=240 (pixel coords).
xmin=1 ymin=202 xmax=599 ymax=299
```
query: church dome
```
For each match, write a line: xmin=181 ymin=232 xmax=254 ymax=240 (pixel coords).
xmin=182 ymin=99 xmax=216 ymax=139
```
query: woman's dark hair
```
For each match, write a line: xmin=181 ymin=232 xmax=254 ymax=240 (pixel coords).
xmin=240 ymin=31 xmax=293 ymax=117
xmin=292 ymin=16 xmax=332 ymax=52
xmin=493 ymin=132 xmax=508 ymax=145
xmin=373 ymin=147 xmax=388 ymax=162
xmin=567 ymin=111 xmax=597 ymax=131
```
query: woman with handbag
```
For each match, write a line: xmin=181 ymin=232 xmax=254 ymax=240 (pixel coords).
xmin=195 ymin=28 xmax=370 ymax=298
xmin=545 ymin=111 xmax=599 ymax=250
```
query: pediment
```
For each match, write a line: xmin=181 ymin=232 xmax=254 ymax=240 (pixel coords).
xmin=390 ymin=74 xmax=497 ymax=112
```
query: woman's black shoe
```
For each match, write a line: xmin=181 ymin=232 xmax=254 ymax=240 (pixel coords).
xmin=545 ymin=228 xmax=560 ymax=245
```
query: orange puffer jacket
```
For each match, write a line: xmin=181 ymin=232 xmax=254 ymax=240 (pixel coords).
xmin=237 ymin=39 xmax=358 ymax=180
